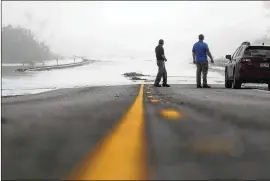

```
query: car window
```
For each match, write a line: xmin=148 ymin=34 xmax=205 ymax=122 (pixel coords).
xmin=240 ymin=46 xmax=247 ymax=57
xmin=232 ymin=47 xmax=241 ymax=59
xmin=235 ymin=46 xmax=243 ymax=58
xmin=232 ymin=48 xmax=238 ymax=59
xmin=245 ymin=46 xmax=270 ymax=58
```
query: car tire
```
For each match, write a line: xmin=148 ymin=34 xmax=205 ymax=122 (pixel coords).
xmin=268 ymin=83 xmax=270 ymax=91
xmin=225 ymin=70 xmax=232 ymax=88
xmin=233 ymin=70 xmax=242 ymax=89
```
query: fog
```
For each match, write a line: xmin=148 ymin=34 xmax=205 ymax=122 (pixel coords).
xmin=2 ymin=1 xmax=270 ymax=61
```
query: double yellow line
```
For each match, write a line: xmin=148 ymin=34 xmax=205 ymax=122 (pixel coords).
xmin=69 ymin=84 xmax=147 ymax=180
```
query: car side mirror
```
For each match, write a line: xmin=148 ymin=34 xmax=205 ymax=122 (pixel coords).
xmin=225 ymin=55 xmax=232 ymax=60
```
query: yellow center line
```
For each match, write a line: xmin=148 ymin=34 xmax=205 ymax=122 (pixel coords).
xmin=151 ymin=99 xmax=160 ymax=103
xmin=160 ymin=109 xmax=182 ymax=120
xmin=68 ymin=84 xmax=147 ymax=180
xmin=147 ymin=95 xmax=153 ymax=99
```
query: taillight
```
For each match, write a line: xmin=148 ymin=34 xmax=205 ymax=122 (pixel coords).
xmin=241 ymin=58 xmax=252 ymax=68
xmin=241 ymin=59 xmax=251 ymax=62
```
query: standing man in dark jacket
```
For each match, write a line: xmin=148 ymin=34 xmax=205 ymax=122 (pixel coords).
xmin=154 ymin=39 xmax=170 ymax=87
xmin=192 ymin=34 xmax=214 ymax=88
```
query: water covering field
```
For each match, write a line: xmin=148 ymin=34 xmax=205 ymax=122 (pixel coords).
xmin=2 ymin=57 xmax=225 ymax=96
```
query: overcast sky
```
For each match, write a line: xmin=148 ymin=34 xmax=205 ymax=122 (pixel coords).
xmin=2 ymin=1 xmax=270 ymax=61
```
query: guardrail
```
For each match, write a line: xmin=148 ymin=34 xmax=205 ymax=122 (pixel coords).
xmin=16 ymin=59 xmax=93 ymax=72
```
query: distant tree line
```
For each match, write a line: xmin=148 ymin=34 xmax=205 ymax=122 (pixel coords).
xmin=2 ymin=25 xmax=58 ymax=63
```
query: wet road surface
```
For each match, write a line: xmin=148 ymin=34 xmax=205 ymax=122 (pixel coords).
xmin=2 ymin=84 xmax=270 ymax=179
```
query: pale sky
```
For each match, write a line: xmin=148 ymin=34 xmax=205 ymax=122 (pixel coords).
xmin=2 ymin=1 xmax=270 ymax=61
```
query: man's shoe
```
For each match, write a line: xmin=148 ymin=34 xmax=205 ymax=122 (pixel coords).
xmin=154 ymin=84 xmax=162 ymax=87
xmin=197 ymin=85 xmax=202 ymax=88
xmin=163 ymin=84 xmax=170 ymax=87
xmin=203 ymin=84 xmax=211 ymax=88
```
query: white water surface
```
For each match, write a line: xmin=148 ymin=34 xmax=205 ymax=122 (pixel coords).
xmin=2 ymin=57 xmax=224 ymax=96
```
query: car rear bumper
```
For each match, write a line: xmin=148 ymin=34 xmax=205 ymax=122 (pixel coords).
xmin=239 ymin=69 xmax=270 ymax=83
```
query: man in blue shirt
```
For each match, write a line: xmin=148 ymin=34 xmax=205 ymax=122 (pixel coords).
xmin=192 ymin=34 xmax=214 ymax=88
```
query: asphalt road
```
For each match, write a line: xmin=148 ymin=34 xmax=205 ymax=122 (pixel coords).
xmin=2 ymin=84 xmax=270 ymax=179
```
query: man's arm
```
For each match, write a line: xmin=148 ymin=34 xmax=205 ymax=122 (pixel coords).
xmin=161 ymin=47 xmax=167 ymax=61
xmin=206 ymin=44 xmax=214 ymax=63
xmin=207 ymin=51 xmax=214 ymax=63
xmin=192 ymin=52 xmax=196 ymax=64
xmin=162 ymin=55 xmax=167 ymax=61
xmin=192 ymin=45 xmax=196 ymax=64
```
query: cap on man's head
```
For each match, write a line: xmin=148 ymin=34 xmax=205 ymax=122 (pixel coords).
xmin=198 ymin=34 xmax=204 ymax=41
xmin=159 ymin=39 xmax=164 ymax=45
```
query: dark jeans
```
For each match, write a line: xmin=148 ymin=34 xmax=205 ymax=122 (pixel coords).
xmin=196 ymin=61 xmax=208 ymax=86
xmin=154 ymin=60 xmax=167 ymax=85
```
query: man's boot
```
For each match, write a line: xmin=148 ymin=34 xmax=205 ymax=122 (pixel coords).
xmin=162 ymin=84 xmax=170 ymax=87
xmin=203 ymin=84 xmax=211 ymax=88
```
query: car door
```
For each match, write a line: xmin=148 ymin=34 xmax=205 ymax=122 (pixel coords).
xmin=234 ymin=46 xmax=244 ymax=75
xmin=228 ymin=47 xmax=241 ymax=78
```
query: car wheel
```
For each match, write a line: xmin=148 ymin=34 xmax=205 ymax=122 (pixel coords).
xmin=233 ymin=70 xmax=242 ymax=89
xmin=268 ymin=83 xmax=270 ymax=91
xmin=225 ymin=70 xmax=232 ymax=88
